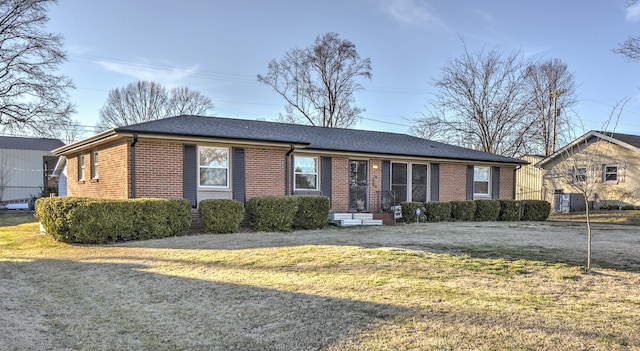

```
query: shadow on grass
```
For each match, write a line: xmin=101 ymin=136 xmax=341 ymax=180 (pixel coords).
xmin=0 ymin=258 xmax=407 ymax=351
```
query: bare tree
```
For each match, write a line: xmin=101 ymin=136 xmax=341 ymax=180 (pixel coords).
xmin=0 ymin=0 xmax=75 ymax=135
xmin=166 ymin=86 xmax=214 ymax=116
xmin=258 ymin=32 xmax=372 ymax=128
xmin=413 ymin=42 xmax=536 ymax=157
xmin=97 ymin=81 xmax=214 ymax=130
xmin=44 ymin=119 xmax=86 ymax=144
xmin=525 ymin=58 xmax=578 ymax=155
xmin=540 ymin=100 xmax=627 ymax=272
xmin=614 ymin=0 xmax=640 ymax=61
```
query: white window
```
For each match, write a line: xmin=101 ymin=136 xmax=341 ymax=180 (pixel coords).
xmin=294 ymin=156 xmax=318 ymax=190
xmin=199 ymin=147 xmax=229 ymax=187
xmin=91 ymin=151 xmax=99 ymax=179
xmin=474 ymin=166 xmax=490 ymax=196
xmin=574 ymin=166 xmax=587 ymax=183
xmin=603 ymin=164 xmax=618 ymax=183
xmin=78 ymin=154 xmax=85 ymax=181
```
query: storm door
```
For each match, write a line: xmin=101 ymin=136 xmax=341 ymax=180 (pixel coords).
xmin=349 ymin=160 xmax=368 ymax=211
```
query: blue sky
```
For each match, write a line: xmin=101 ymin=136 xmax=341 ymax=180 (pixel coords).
xmin=47 ymin=0 xmax=640 ymax=137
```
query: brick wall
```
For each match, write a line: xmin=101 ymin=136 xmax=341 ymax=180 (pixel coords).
xmin=439 ymin=163 xmax=468 ymax=201
xmin=499 ymin=166 xmax=516 ymax=199
xmin=245 ymin=147 xmax=287 ymax=199
xmin=330 ymin=157 xmax=349 ymax=212
xmin=134 ymin=141 xmax=183 ymax=198
xmin=66 ymin=140 xmax=129 ymax=198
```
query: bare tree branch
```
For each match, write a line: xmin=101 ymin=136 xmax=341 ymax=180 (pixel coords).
xmin=258 ymin=32 xmax=372 ymax=128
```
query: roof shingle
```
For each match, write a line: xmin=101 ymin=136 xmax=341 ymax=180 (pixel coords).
xmin=114 ymin=115 xmax=526 ymax=164
xmin=0 ymin=136 xmax=64 ymax=151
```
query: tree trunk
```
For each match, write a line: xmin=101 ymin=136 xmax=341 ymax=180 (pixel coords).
xmin=585 ymin=199 xmax=592 ymax=272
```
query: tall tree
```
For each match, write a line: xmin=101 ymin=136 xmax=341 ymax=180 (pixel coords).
xmin=0 ymin=0 xmax=75 ymax=136
xmin=413 ymin=42 xmax=535 ymax=157
xmin=525 ymin=58 xmax=577 ymax=155
xmin=97 ymin=81 xmax=214 ymax=130
xmin=258 ymin=32 xmax=372 ymax=128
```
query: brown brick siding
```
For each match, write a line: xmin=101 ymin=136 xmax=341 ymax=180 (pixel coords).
xmin=439 ymin=163 xmax=468 ymax=201
xmin=245 ymin=147 xmax=287 ymax=199
xmin=498 ymin=166 xmax=515 ymax=199
xmin=330 ymin=157 xmax=349 ymax=212
xmin=134 ymin=141 xmax=183 ymax=198
xmin=67 ymin=140 xmax=129 ymax=198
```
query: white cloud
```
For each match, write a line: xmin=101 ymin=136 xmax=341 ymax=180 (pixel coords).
xmin=379 ymin=0 xmax=444 ymax=27
xmin=97 ymin=58 xmax=199 ymax=83
xmin=626 ymin=2 xmax=640 ymax=22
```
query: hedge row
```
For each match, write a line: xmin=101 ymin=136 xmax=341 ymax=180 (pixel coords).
xmin=35 ymin=197 xmax=191 ymax=244
xmin=199 ymin=195 xmax=331 ymax=233
xmin=400 ymin=199 xmax=550 ymax=223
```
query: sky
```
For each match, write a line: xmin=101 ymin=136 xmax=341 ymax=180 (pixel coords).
xmin=45 ymin=0 xmax=640 ymax=139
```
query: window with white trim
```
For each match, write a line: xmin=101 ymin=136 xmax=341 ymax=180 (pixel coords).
xmin=391 ymin=162 xmax=408 ymax=202
xmin=574 ymin=166 xmax=587 ymax=183
xmin=294 ymin=156 xmax=318 ymax=190
xmin=78 ymin=154 xmax=85 ymax=181
xmin=198 ymin=146 xmax=229 ymax=187
xmin=473 ymin=166 xmax=490 ymax=196
xmin=603 ymin=164 xmax=618 ymax=183
xmin=91 ymin=151 xmax=99 ymax=179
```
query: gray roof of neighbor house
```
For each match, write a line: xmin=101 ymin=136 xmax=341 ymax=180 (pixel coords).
xmin=113 ymin=115 xmax=526 ymax=164
xmin=606 ymin=131 xmax=640 ymax=149
xmin=0 ymin=135 xmax=64 ymax=151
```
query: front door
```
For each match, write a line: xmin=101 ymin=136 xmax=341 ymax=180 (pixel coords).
xmin=349 ymin=160 xmax=368 ymax=211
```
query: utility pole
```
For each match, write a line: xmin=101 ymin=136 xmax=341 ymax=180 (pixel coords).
xmin=547 ymin=89 xmax=566 ymax=155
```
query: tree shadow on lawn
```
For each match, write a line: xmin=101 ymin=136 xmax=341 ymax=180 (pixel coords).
xmin=0 ymin=258 xmax=407 ymax=351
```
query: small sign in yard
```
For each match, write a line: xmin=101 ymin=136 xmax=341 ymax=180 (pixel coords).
xmin=393 ymin=205 xmax=402 ymax=219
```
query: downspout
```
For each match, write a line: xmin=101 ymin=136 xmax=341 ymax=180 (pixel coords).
xmin=285 ymin=144 xmax=295 ymax=195
xmin=130 ymin=134 xmax=138 ymax=198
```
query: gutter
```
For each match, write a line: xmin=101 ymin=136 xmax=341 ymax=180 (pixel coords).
xmin=285 ymin=144 xmax=296 ymax=195
xmin=513 ymin=164 xmax=522 ymax=199
xmin=130 ymin=134 xmax=138 ymax=198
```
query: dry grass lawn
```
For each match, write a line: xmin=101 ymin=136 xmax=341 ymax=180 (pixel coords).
xmin=1 ymin=211 xmax=639 ymax=350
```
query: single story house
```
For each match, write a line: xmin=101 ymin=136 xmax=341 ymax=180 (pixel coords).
xmin=51 ymin=115 xmax=527 ymax=213
xmin=0 ymin=136 xmax=64 ymax=204
xmin=536 ymin=130 xmax=640 ymax=211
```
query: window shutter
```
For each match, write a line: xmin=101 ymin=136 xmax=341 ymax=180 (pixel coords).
xmin=182 ymin=145 xmax=197 ymax=208
xmin=232 ymin=148 xmax=246 ymax=203
xmin=430 ymin=163 xmax=439 ymax=201
xmin=466 ymin=165 xmax=474 ymax=200
xmin=492 ymin=167 xmax=500 ymax=199
xmin=382 ymin=160 xmax=391 ymax=192
xmin=320 ymin=156 xmax=332 ymax=203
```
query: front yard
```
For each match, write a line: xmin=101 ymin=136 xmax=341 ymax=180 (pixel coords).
xmin=1 ymin=212 xmax=639 ymax=350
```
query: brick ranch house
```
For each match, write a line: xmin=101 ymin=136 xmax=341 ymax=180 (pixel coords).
xmin=51 ymin=115 xmax=527 ymax=213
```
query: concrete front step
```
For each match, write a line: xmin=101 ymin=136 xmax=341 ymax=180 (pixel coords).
xmin=329 ymin=213 xmax=383 ymax=226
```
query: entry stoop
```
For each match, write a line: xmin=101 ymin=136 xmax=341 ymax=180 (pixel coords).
xmin=190 ymin=209 xmax=204 ymax=233
xmin=329 ymin=213 xmax=383 ymax=226
xmin=373 ymin=213 xmax=395 ymax=225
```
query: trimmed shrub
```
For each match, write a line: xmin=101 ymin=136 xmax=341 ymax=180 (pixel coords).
xmin=424 ymin=202 xmax=451 ymax=222
xmin=449 ymin=201 xmax=477 ymax=221
xmin=400 ymin=202 xmax=426 ymax=223
xmin=294 ymin=196 xmax=330 ymax=230
xmin=199 ymin=199 xmax=244 ymax=234
xmin=246 ymin=195 xmax=298 ymax=232
xmin=498 ymin=200 xmax=523 ymax=221
xmin=35 ymin=197 xmax=191 ymax=243
xmin=474 ymin=200 xmax=501 ymax=221
xmin=621 ymin=205 xmax=638 ymax=210
xmin=521 ymin=200 xmax=551 ymax=221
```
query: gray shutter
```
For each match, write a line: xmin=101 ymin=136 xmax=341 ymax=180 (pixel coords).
xmin=321 ymin=156 xmax=332 ymax=202
xmin=430 ymin=163 xmax=439 ymax=201
xmin=492 ymin=166 xmax=500 ymax=199
xmin=466 ymin=165 xmax=474 ymax=200
xmin=382 ymin=160 xmax=391 ymax=191
xmin=183 ymin=145 xmax=197 ymax=207
xmin=232 ymin=148 xmax=246 ymax=203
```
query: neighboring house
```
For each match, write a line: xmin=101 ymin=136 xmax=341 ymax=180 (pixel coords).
xmin=51 ymin=115 xmax=527 ymax=213
xmin=51 ymin=156 xmax=67 ymax=196
xmin=0 ymin=136 xmax=64 ymax=202
xmin=536 ymin=130 xmax=640 ymax=211
xmin=515 ymin=154 xmax=545 ymax=201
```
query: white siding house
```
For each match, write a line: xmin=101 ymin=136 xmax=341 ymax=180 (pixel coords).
xmin=0 ymin=136 xmax=64 ymax=203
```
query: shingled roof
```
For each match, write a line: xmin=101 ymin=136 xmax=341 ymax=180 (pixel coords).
xmin=113 ymin=115 xmax=525 ymax=164
xmin=0 ymin=136 xmax=64 ymax=151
